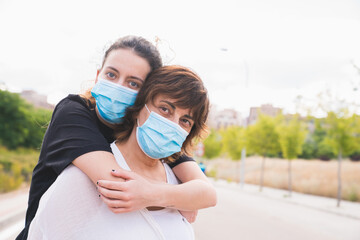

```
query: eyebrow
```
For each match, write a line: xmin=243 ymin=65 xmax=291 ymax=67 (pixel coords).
xmin=107 ymin=66 xmax=119 ymax=74
xmin=160 ymin=100 xmax=194 ymax=120
xmin=161 ymin=100 xmax=175 ymax=110
xmin=106 ymin=66 xmax=144 ymax=82
xmin=130 ymin=76 xmax=144 ymax=83
xmin=183 ymin=114 xmax=194 ymax=121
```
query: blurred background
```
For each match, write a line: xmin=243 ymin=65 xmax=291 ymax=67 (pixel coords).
xmin=0 ymin=0 xmax=360 ymax=239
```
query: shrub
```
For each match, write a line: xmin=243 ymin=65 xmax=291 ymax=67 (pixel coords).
xmin=0 ymin=147 xmax=39 ymax=192
xmin=316 ymin=141 xmax=335 ymax=161
xmin=349 ymin=151 xmax=360 ymax=161
xmin=0 ymin=163 xmax=23 ymax=192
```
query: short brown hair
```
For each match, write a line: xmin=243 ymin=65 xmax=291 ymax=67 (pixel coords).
xmin=115 ymin=65 xmax=209 ymax=163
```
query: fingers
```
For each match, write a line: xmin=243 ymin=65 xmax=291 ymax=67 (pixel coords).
xmin=186 ymin=214 xmax=196 ymax=223
xmin=108 ymin=206 xmax=133 ymax=214
xmin=97 ymin=185 xmax=129 ymax=200
xmin=97 ymin=180 xmax=128 ymax=191
xmin=179 ymin=210 xmax=198 ymax=223
xmin=97 ymin=173 xmax=153 ymax=213
xmin=110 ymin=169 xmax=135 ymax=180
xmin=98 ymin=190 xmax=139 ymax=213
xmin=190 ymin=211 xmax=198 ymax=223
xmin=97 ymin=182 xmax=139 ymax=212
xmin=100 ymin=194 xmax=131 ymax=208
xmin=100 ymin=195 xmax=134 ymax=213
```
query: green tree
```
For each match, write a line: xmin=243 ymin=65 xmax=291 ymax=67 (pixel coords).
xmin=246 ymin=114 xmax=281 ymax=191
xmin=0 ymin=90 xmax=52 ymax=149
xmin=299 ymin=137 xmax=316 ymax=159
xmin=221 ymin=126 xmax=246 ymax=160
xmin=0 ymin=90 xmax=30 ymax=149
xmin=221 ymin=126 xmax=246 ymax=182
xmin=22 ymin=107 xmax=52 ymax=149
xmin=324 ymin=111 xmax=358 ymax=207
xmin=277 ymin=116 xmax=307 ymax=196
xmin=299 ymin=118 xmax=324 ymax=159
xmin=203 ymin=129 xmax=222 ymax=159
xmin=299 ymin=117 xmax=337 ymax=160
xmin=350 ymin=114 xmax=360 ymax=161
xmin=312 ymin=119 xmax=336 ymax=160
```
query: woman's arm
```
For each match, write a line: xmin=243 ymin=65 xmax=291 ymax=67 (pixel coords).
xmin=157 ymin=161 xmax=217 ymax=210
xmin=73 ymin=151 xmax=160 ymax=210
xmin=73 ymin=151 xmax=127 ymax=184
xmin=94 ymin=159 xmax=217 ymax=212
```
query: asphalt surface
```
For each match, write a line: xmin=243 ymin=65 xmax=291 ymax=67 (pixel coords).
xmin=193 ymin=180 xmax=360 ymax=240
xmin=1 ymin=181 xmax=360 ymax=240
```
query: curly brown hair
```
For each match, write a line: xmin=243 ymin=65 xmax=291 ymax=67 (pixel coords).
xmin=114 ymin=65 xmax=210 ymax=163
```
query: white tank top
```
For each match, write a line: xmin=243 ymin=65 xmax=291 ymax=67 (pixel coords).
xmin=28 ymin=142 xmax=194 ymax=240
xmin=110 ymin=142 xmax=195 ymax=240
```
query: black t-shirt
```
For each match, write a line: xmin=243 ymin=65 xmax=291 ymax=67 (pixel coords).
xmin=17 ymin=94 xmax=194 ymax=240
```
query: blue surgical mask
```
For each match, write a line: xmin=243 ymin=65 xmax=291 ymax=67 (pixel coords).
xmin=91 ymin=79 xmax=138 ymax=124
xmin=136 ymin=105 xmax=189 ymax=159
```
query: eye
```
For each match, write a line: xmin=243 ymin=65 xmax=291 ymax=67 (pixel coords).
xmin=129 ymin=81 xmax=139 ymax=88
xmin=106 ymin=72 xmax=116 ymax=79
xmin=127 ymin=79 xmax=142 ymax=90
xmin=159 ymin=106 xmax=170 ymax=115
xmin=181 ymin=118 xmax=192 ymax=129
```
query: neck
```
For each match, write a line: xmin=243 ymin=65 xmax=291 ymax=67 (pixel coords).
xmin=116 ymin=127 xmax=166 ymax=182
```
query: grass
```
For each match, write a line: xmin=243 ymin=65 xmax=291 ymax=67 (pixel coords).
xmin=0 ymin=147 xmax=39 ymax=192
xmin=1 ymin=146 xmax=359 ymax=203
xmin=201 ymin=156 xmax=360 ymax=202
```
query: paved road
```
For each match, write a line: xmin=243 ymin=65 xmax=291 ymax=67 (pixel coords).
xmin=193 ymin=182 xmax=360 ymax=240
xmin=1 ymin=183 xmax=360 ymax=240
xmin=0 ymin=188 xmax=28 ymax=240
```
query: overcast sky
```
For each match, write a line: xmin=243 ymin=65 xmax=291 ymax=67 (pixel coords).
xmin=1 ymin=0 xmax=360 ymax=117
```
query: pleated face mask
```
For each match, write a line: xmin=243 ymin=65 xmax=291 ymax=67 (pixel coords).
xmin=91 ymin=79 xmax=138 ymax=124
xmin=136 ymin=104 xmax=189 ymax=159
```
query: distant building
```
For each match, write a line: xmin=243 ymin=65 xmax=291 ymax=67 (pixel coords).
xmin=20 ymin=90 xmax=55 ymax=110
xmin=208 ymin=105 xmax=243 ymax=129
xmin=247 ymin=104 xmax=282 ymax=125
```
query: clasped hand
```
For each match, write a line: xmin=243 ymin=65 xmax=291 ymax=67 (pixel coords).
xmin=96 ymin=169 xmax=197 ymax=223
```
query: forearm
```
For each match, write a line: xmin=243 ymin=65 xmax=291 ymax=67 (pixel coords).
xmin=156 ymin=178 xmax=216 ymax=211
xmin=156 ymin=161 xmax=217 ymax=211
xmin=75 ymin=152 xmax=216 ymax=213
xmin=73 ymin=151 xmax=125 ymax=184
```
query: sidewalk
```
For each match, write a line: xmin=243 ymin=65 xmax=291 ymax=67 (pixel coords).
xmin=1 ymin=182 xmax=360 ymax=240
xmin=1 ymin=183 xmax=360 ymax=223
xmin=0 ymin=187 xmax=28 ymax=233
xmin=212 ymin=179 xmax=360 ymax=220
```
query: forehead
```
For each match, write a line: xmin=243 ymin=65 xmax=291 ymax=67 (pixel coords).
xmin=151 ymin=94 xmax=193 ymax=117
xmin=103 ymin=49 xmax=151 ymax=77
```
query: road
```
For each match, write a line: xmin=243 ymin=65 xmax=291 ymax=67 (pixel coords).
xmin=193 ymin=182 xmax=360 ymax=240
xmin=0 ymin=188 xmax=28 ymax=240
xmin=1 ymin=182 xmax=360 ymax=240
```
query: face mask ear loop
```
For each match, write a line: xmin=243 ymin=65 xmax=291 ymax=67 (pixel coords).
xmin=145 ymin=104 xmax=151 ymax=113
xmin=138 ymin=104 xmax=151 ymax=127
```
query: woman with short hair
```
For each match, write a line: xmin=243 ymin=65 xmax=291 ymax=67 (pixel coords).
xmin=28 ymin=65 xmax=210 ymax=240
xmin=17 ymin=36 xmax=216 ymax=240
